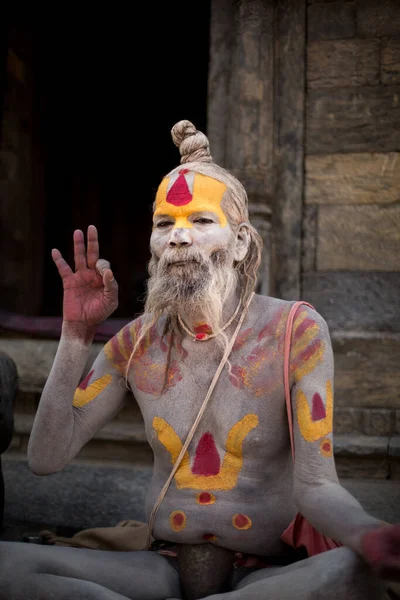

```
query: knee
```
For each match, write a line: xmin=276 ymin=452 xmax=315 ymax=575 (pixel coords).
xmin=324 ymin=547 xmax=385 ymax=598
xmin=0 ymin=542 xmax=30 ymax=599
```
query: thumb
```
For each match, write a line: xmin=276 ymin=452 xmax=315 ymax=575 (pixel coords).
xmin=103 ymin=269 xmax=117 ymax=293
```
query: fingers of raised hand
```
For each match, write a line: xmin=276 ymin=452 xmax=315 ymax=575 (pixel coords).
xmin=86 ymin=224 xmax=99 ymax=269
xmin=96 ymin=259 xmax=118 ymax=293
xmin=73 ymin=229 xmax=87 ymax=271
xmin=51 ymin=248 xmax=73 ymax=279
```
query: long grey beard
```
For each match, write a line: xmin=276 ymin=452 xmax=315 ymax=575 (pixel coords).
xmin=144 ymin=247 xmax=239 ymax=336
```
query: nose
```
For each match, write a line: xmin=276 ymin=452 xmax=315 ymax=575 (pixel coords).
xmin=168 ymin=228 xmax=192 ymax=248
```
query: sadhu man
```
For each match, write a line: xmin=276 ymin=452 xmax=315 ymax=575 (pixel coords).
xmin=1 ymin=121 xmax=398 ymax=599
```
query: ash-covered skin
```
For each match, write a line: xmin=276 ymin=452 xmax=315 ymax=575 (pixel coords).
xmin=1 ymin=122 xmax=396 ymax=599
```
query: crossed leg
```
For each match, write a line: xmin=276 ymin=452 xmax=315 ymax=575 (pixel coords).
xmin=203 ymin=547 xmax=386 ymax=600
xmin=0 ymin=541 xmax=181 ymax=600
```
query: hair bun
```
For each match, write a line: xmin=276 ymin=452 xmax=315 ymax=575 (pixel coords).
xmin=171 ymin=120 xmax=213 ymax=164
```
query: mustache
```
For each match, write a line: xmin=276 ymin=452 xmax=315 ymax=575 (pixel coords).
xmin=155 ymin=247 xmax=230 ymax=269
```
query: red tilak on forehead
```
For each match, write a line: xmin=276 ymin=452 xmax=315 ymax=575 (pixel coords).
xmin=166 ymin=168 xmax=192 ymax=206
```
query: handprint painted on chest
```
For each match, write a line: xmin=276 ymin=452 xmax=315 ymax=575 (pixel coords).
xmin=229 ymin=305 xmax=326 ymax=397
xmin=104 ymin=321 xmax=186 ymax=396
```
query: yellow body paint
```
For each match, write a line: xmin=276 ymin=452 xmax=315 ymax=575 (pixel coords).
xmin=296 ymin=380 xmax=333 ymax=442
xmin=290 ymin=309 xmax=326 ymax=382
xmin=154 ymin=171 xmax=227 ymax=228
xmin=153 ymin=414 xmax=259 ymax=490
xmin=73 ymin=373 xmax=112 ymax=407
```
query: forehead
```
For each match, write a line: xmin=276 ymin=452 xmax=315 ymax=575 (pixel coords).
xmin=154 ymin=169 xmax=228 ymax=226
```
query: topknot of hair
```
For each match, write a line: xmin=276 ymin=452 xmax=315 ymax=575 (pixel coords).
xmin=171 ymin=120 xmax=213 ymax=164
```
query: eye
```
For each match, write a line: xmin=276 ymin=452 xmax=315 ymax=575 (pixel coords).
xmin=156 ymin=221 xmax=173 ymax=228
xmin=194 ymin=218 xmax=214 ymax=225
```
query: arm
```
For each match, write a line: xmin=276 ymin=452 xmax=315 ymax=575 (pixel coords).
xmin=27 ymin=225 xmax=124 ymax=474
xmin=27 ymin=327 xmax=129 ymax=475
xmin=290 ymin=307 xmax=383 ymax=547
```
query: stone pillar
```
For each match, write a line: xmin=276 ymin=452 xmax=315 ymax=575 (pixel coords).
xmin=208 ymin=0 xmax=306 ymax=300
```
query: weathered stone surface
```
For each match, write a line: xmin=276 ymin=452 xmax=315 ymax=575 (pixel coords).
xmin=305 ymin=152 xmax=400 ymax=205
xmin=272 ymin=0 xmax=306 ymax=300
xmin=334 ymin=407 xmax=364 ymax=434
xmin=0 ymin=338 xmax=104 ymax=393
xmin=396 ymin=410 xmax=400 ymax=434
xmin=363 ymin=409 xmax=396 ymax=436
xmin=335 ymin=456 xmax=389 ymax=479
xmin=357 ymin=0 xmax=400 ymax=37
xmin=307 ymin=1 xmax=356 ymax=41
xmin=307 ymin=39 xmax=379 ymax=88
xmin=331 ymin=334 xmax=400 ymax=408
xmin=382 ymin=38 xmax=400 ymax=85
xmin=2 ymin=459 xmax=152 ymax=530
xmin=334 ymin=434 xmax=390 ymax=456
xmin=306 ymin=86 xmax=400 ymax=154
xmin=389 ymin=436 xmax=400 ymax=458
xmin=301 ymin=205 xmax=318 ymax=272
xmin=317 ymin=205 xmax=400 ymax=271
xmin=302 ymin=273 xmax=400 ymax=331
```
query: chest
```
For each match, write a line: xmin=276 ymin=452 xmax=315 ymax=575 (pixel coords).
xmin=129 ymin=328 xmax=290 ymax=470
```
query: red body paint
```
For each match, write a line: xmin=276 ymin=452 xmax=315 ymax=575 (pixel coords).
xmin=78 ymin=370 xmax=93 ymax=390
xmin=192 ymin=433 xmax=221 ymax=476
xmin=167 ymin=170 xmax=192 ymax=206
xmin=311 ymin=393 xmax=326 ymax=421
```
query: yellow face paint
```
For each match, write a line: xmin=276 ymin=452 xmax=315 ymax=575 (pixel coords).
xmin=154 ymin=170 xmax=227 ymax=229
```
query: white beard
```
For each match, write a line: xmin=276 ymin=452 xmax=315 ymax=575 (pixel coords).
xmin=144 ymin=246 xmax=239 ymax=336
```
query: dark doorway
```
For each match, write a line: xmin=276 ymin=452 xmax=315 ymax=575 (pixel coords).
xmin=9 ymin=7 xmax=211 ymax=319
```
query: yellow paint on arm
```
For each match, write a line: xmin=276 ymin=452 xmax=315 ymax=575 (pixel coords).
xmin=72 ymin=374 xmax=113 ymax=407
xmin=296 ymin=380 xmax=333 ymax=442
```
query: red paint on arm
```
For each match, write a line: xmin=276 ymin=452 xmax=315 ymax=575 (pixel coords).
xmin=78 ymin=370 xmax=93 ymax=390
xmin=291 ymin=338 xmax=322 ymax=370
xmin=311 ymin=393 xmax=326 ymax=421
xmin=293 ymin=317 xmax=316 ymax=341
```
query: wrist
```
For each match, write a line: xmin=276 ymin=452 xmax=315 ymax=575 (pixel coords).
xmin=61 ymin=320 xmax=97 ymax=345
xmin=343 ymin=521 xmax=389 ymax=555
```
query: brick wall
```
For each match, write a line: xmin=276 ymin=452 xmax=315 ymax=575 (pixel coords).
xmin=302 ymin=0 xmax=400 ymax=478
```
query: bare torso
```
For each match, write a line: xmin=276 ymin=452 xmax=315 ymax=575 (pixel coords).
xmin=111 ymin=295 xmax=297 ymax=556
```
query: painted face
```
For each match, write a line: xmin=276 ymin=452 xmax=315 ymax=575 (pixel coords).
xmin=154 ymin=169 xmax=227 ymax=229
xmin=151 ymin=169 xmax=235 ymax=260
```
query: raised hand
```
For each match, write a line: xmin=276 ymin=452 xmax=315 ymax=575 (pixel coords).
xmin=51 ymin=225 xmax=118 ymax=327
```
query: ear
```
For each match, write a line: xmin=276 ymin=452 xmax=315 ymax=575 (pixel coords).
xmin=233 ymin=223 xmax=250 ymax=263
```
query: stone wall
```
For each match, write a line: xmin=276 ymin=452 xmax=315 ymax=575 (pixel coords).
xmin=302 ymin=0 xmax=400 ymax=478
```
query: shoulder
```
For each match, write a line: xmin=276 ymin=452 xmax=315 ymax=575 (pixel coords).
xmin=251 ymin=294 xmax=331 ymax=340
xmin=103 ymin=315 xmax=167 ymax=368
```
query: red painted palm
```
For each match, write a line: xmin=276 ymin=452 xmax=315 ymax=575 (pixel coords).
xmin=52 ymin=225 xmax=118 ymax=327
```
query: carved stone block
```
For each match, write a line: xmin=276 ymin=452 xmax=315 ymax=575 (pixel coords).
xmin=357 ymin=0 xmax=400 ymax=37
xmin=317 ymin=205 xmax=400 ymax=271
xmin=307 ymin=86 xmax=400 ymax=154
xmin=305 ymin=152 xmax=400 ymax=205
xmin=308 ymin=39 xmax=379 ymax=88
xmin=381 ymin=38 xmax=400 ymax=85
xmin=362 ymin=409 xmax=395 ymax=436
xmin=307 ymin=1 xmax=356 ymax=41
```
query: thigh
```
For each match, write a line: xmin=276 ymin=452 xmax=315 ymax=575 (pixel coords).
xmin=224 ymin=547 xmax=384 ymax=600
xmin=0 ymin=541 xmax=181 ymax=600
